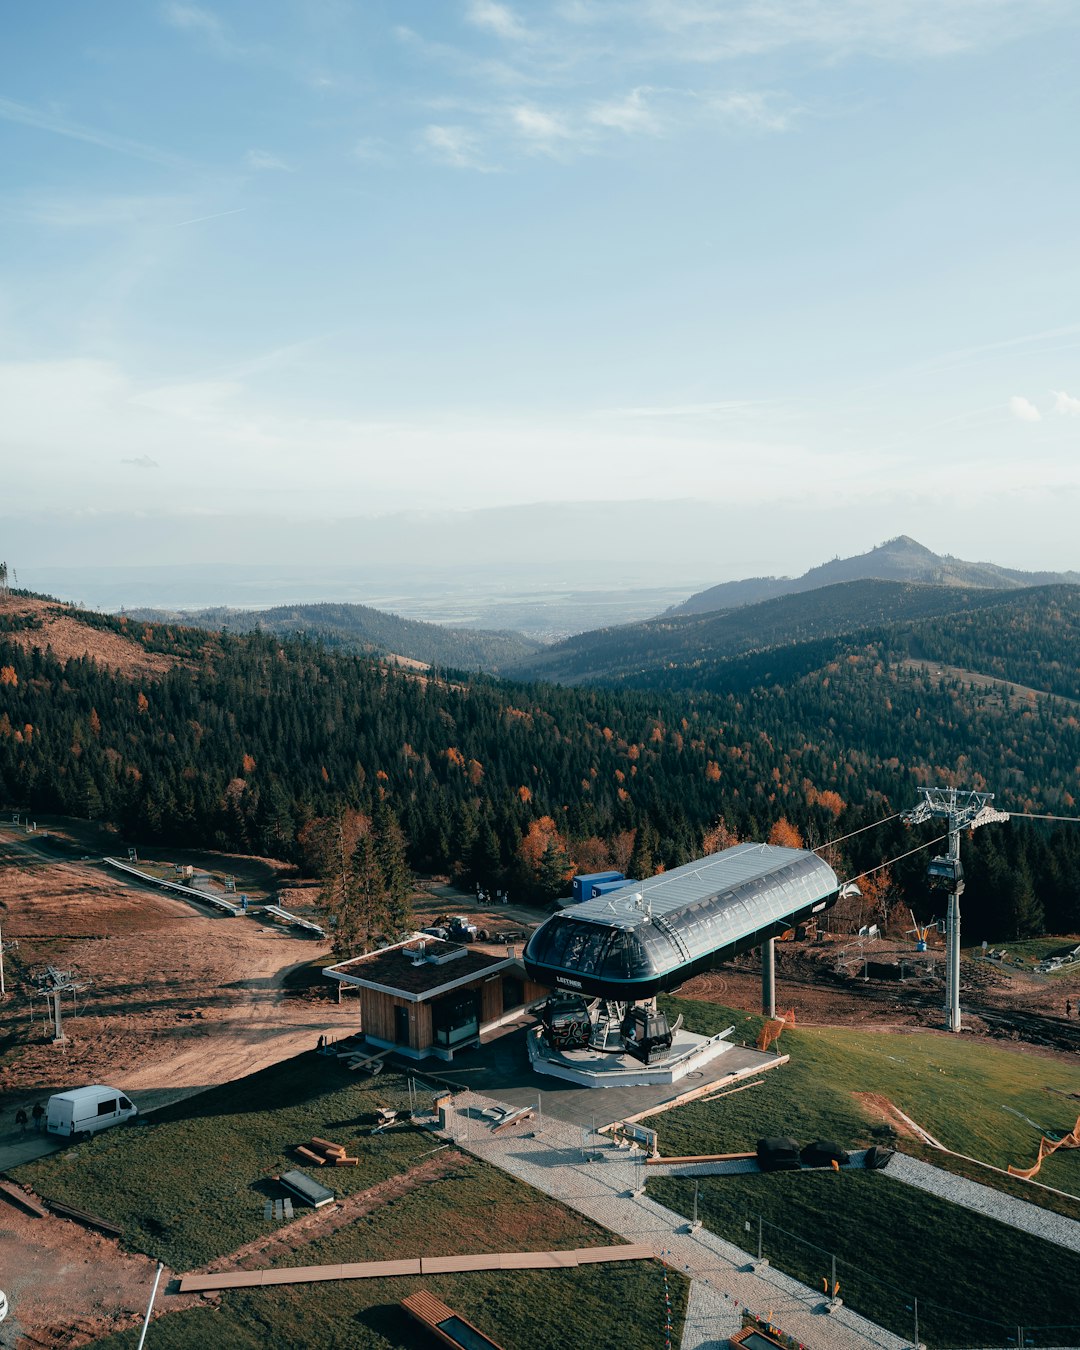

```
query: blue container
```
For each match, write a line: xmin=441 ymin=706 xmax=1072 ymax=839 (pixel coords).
xmin=572 ymin=871 xmax=624 ymax=904
xmin=591 ymin=877 xmax=636 ymax=899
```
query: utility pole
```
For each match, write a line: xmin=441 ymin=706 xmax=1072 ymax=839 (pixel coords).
xmin=901 ymin=788 xmax=1009 ymax=1032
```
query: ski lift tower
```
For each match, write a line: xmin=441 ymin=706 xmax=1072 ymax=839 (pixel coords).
xmin=32 ymin=966 xmax=92 ymax=1044
xmin=901 ymin=788 xmax=1009 ymax=1032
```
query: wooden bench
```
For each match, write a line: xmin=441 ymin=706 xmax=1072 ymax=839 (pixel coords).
xmin=402 ymin=1290 xmax=505 ymax=1350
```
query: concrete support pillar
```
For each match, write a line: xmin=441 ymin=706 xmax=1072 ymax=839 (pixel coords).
xmin=761 ymin=937 xmax=776 ymax=1019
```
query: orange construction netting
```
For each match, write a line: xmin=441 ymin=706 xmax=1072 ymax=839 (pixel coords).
xmin=1007 ymin=1115 xmax=1080 ymax=1180
xmin=757 ymin=1008 xmax=796 ymax=1052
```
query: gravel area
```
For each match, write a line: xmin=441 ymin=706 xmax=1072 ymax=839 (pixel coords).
xmin=886 ymin=1153 xmax=1080 ymax=1255
xmin=442 ymin=1092 xmax=908 ymax=1350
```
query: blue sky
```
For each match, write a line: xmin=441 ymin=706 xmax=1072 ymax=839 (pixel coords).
xmin=3 ymin=1 xmax=1080 ymax=579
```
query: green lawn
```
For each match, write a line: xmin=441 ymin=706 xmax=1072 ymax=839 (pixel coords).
xmin=86 ymin=1261 xmax=680 ymax=1350
xmin=16 ymin=1058 xmax=433 ymax=1269
xmin=649 ymin=1171 xmax=1080 ymax=1349
xmin=16 ymin=1055 xmax=687 ymax=1350
xmin=85 ymin=1163 xmax=687 ymax=1350
xmin=660 ymin=994 xmax=1080 ymax=1199
xmin=648 ymin=996 xmax=1080 ymax=1347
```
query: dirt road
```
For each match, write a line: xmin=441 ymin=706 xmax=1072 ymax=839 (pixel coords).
xmin=0 ymin=829 xmax=356 ymax=1110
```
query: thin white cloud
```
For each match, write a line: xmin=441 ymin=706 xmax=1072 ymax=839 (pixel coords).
xmin=510 ymin=103 xmax=576 ymax=147
xmin=161 ymin=2 xmax=236 ymax=56
xmin=0 ymin=95 xmax=188 ymax=168
xmin=467 ymin=1 xmax=532 ymax=42
xmin=246 ymin=149 xmax=292 ymax=171
xmin=1053 ymin=389 xmax=1080 ymax=415
xmin=421 ymin=124 xmax=494 ymax=170
xmin=121 ymin=454 xmax=160 ymax=469
xmin=588 ymin=87 xmax=660 ymax=135
xmin=1009 ymin=395 xmax=1041 ymax=422
xmin=709 ymin=91 xmax=792 ymax=132
xmin=171 ymin=207 xmax=247 ymax=228
xmin=614 ymin=0 xmax=1072 ymax=63
xmin=11 ymin=193 xmax=187 ymax=230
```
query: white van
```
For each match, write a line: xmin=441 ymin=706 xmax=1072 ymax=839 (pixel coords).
xmin=46 ymin=1085 xmax=138 ymax=1138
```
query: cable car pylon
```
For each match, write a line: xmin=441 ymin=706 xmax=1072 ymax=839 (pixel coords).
xmin=901 ymin=787 xmax=1009 ymax=1032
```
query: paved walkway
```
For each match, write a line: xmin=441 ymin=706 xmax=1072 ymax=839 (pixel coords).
xmin=442 ymin=1092 xmax=908 ymax=1350
xmin=886 ymin=1153 xmax=1080 ymax=1255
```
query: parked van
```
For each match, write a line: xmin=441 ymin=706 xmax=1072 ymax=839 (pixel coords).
xmin=46 ymin=1085 xmax=138 ymax=1138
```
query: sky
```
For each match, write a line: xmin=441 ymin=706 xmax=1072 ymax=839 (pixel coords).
xmin=3 ymin=0 xmax=1080 ymax=589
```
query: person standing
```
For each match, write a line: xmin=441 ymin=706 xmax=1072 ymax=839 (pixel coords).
xmin=15 ymin=1107 xmax=27 ymax=1136
xmin=31 ymin=1102 xmax=44 ymax=1132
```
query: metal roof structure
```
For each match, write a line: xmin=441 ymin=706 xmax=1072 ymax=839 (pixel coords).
xmin=523 ymin=842 xmax=838 ymax=1000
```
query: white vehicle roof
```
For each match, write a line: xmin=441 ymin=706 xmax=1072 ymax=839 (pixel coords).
xmin=49 ymin=1085 xmax=125 ymax=1103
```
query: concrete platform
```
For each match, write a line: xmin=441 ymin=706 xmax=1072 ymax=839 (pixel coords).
xmin=413 ymin=1025 xmax=784 ymax=1131
xmin=527 ymin=1025 xmax=736 ymax=1087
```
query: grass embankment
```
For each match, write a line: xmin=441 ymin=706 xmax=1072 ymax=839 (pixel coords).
xmin=16 ymin=1057 xmax=685 ymax=1350
xmin=87 ymin=1169 xmax=680 ymax=1350
xmin=662 ymin=995 xmax=1080 ymax=1197
xmin=650 ymin=1170 xmax=1079 ymax=1348
xmin=649 ymin=996 xmax=1080 ymax=1347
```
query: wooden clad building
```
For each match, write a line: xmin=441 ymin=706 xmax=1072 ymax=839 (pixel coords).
xmin=323 ymin=935 xmax=549 ymax=1061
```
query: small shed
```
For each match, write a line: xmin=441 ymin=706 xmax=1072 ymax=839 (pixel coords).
xmin=323 ymin=935 xmax=549 ymax=1061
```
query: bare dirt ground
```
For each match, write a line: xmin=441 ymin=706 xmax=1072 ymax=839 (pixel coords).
xmin=0 ymin=1196 xmax=203 ymax=1350
xmin=0 ymin=830 xmax=356 ymax=1111
xmin=676 ymin=935 xmax=1080 ymax=1054
xmin=2 ymin=597 xmax=180 ymax=681
xmin=0 ymin=826 xmax=364 ymax=1347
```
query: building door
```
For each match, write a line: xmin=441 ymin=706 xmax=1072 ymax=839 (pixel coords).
xmin=394 ymin=1005 xmax=410 ymax=1047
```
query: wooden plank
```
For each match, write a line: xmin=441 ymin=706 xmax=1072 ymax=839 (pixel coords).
xmin=0 ymin=1179 xmax=49 ymax=1219
xmin=310 ymin=1136 xmax=346 ymax=1157
xmin=421 ymin=1253 xmax=505 ymax=1274
xmin=295 ymin=1145 xmax=326 ymax=1165
xmin=646 ymin=1152 xmax=756 ymax=1166
xmin=47 ymin=1199 xmax=123 ymax=1237
xmin=574 ymin=1244 xmax=654 ymax=1264
xmin=178 ymin=1245 xmax=651 ymax=1293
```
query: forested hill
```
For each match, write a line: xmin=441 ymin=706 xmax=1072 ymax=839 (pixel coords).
xmin=671 ymin=534 xmax=1080 ymax=615
xmin=509 ymin=579 xmax=1074 ymax=687
xmin=125 ymin=601 xmax=542 ymax=673
xmin=2 ymin=591 xmax=1079 ymax=940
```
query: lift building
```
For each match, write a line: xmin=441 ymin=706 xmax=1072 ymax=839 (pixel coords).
xmin=323 ymin=936 xmax=548 ymax=1061
xmin=524 ymin=842 xmax=840 ymax=1004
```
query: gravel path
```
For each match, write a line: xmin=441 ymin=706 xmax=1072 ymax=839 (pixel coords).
xmin=443 ymin=1092 xmax=908 ymax=1350
xmin=885 ymin=1153 xmax=1080 ymax=1255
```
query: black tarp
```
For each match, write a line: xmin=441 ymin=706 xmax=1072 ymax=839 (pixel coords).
xmin=756 ymin=1136 xmax=802 ymax=1171
xmin=800 ymin=1139 xmax=850 ymax=1168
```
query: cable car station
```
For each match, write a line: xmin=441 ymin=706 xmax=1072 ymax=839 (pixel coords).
xmin=523 ymin=842 xmax=842 ymax=1087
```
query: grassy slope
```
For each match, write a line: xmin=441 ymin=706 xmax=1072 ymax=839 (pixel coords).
xmin=649 ymin=997 xmax=1080 ymax=1348
xmin=662 ymin=996 xmax=1080 ymax=1195
xmin=15 ymin=1058 xmax=684 ymax=1350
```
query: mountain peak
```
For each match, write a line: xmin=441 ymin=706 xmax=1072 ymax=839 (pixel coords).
xmin=671 ymin=538 xmax=1079 ymax=616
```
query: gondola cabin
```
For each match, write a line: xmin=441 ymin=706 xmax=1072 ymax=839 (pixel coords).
xmin=927 ymin=855 xmax=963 ymax=890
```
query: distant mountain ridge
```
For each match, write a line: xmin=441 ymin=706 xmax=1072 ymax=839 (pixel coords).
xmin=671 ymin=535 xmax=1080 ymax=615
xmin=125 ymin=601 xmax=541 ymax=673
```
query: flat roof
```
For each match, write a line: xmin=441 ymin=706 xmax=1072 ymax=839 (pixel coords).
xmin=324 ymin=936 xmax=516 ymax=1003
